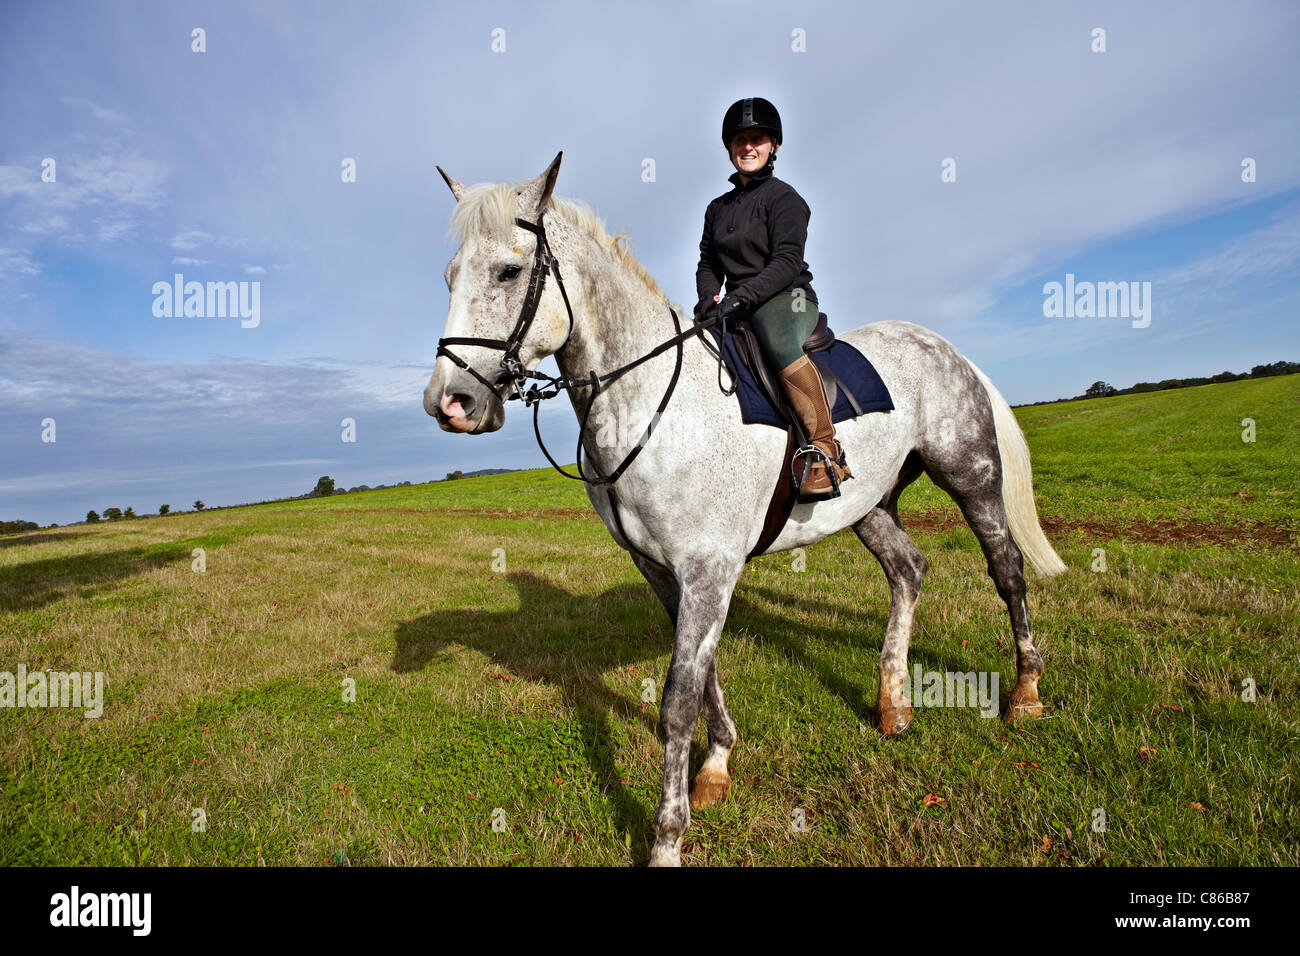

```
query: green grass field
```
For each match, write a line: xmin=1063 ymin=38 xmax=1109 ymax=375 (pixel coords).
xmin=2 ymin=375 xmax=1297 ymax=866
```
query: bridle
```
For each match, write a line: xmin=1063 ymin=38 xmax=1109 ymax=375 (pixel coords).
xmin=436 ymin=213 xmax=573 ymax=404
xmin=436 ymin=209 xmax=727 ymax=489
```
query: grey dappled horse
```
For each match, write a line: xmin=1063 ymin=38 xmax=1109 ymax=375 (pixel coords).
xmin=425 ymin=153 xmax=1067 ymax=867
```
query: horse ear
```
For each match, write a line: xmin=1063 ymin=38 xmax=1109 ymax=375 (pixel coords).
xmin=537 ymin=151 xmax=562 ymax=213
xmin=437 ymin=166 xmax=466 ymax=202
xmin=519 ymin=151 xmax=563 ymax=216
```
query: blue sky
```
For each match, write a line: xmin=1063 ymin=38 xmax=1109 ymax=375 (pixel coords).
xmin=2 ymin=0 xmax=1298 ymax=526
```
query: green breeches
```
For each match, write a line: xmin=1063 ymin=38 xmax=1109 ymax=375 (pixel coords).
xmin=746 ymin=291 xmax=820 ymax=370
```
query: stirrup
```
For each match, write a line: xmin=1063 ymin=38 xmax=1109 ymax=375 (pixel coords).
xmin=791 ymin=443 xmax=846 ymax=501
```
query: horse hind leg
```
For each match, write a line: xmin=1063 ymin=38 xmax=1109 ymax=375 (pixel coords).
xmin=926 ymin=465 xmax=1045 ymax=720
xmin=853 ymin=500 xmax=927 ymax=736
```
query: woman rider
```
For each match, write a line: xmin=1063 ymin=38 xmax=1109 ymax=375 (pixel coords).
xmin=694 ymin=97 xmax=852 ymax=500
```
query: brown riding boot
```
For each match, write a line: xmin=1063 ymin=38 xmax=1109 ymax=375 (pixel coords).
xmin=779 ymin=354 xmax=853 ymax=500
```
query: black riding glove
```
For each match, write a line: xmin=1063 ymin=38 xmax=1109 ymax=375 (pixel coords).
xmin=694 ymin=293 xmax=719 ymax=321
xmin=716 ymin=292 xmax=754 ymax=321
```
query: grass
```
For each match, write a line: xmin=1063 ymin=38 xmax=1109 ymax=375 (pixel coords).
xmin=1 ymin=375 xmax=1297 ymax=866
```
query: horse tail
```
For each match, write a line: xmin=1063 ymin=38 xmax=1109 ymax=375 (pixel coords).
xmin=966 ymin=360 xmax=1068 ymax=577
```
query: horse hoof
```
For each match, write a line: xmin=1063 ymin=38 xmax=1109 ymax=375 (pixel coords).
xmin=1007 ymin=698 xmax=1044 ymax=720
xmin=878 ymin=703 xmax=913 ymax=737
xmin=648 ymin=838 xmax=683 ymax=867
xmin=689 ymin=767 xmax=732 ymax=810
xmin=1007 ymin=681 xmax=1044 ymax=720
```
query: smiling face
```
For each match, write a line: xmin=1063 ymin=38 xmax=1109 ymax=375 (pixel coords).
xmin=729 ymin=129 xmax=775 ymax=178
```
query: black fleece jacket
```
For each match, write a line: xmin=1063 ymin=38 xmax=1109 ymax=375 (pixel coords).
xmin=695 ymin=161 xmax=818 ymax=309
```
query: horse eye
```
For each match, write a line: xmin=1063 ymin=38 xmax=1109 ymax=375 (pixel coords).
xmin=498 ymin=265 xmax=522 ymax=282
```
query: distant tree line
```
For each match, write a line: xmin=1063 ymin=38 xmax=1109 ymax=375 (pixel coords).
xmin=1018 ymin=360 xmax=1299 ymax=407
xmin=6 ymin=467 xmax=529 ymax=532
xmin=304 ymin=470 xmax=516 ymax=496
xmin=306 ymin=475 xmax=420 ymax=497
xmin=443 ymin=468 xmax=515 ymax=480
xmin=84 ymin=504 xmax=175 ymax=523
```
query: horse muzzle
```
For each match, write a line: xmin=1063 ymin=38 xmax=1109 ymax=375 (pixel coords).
xmin=425 ymin=371 xmax=506 ymax=433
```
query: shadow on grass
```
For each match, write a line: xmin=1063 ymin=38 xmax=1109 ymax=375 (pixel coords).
xmin=0 ymin=530 xmax=97 ymax=550
xmin=0 ymin=544 xmax=194 ymax=611
xmin=392 ymin=567 xmax=999 ymax=862
xmin=394 ymin=571 xmax=668 ymax=863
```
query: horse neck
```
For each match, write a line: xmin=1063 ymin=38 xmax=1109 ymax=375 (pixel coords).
xmin=550 ymin=227 xmax=698 ymax=422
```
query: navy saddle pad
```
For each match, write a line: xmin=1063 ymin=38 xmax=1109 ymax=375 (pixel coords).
xmin=702 ymin=323 xmax=894 ymax=429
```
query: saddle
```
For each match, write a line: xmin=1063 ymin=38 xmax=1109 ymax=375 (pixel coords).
xmin=728 ymin=312 xmax=865 ymax=435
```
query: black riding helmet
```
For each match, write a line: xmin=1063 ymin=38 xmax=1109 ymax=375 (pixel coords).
xmin=721 ymin=97 xmax=782 ymax=149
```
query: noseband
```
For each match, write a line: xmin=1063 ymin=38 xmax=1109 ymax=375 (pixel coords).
xmin=436 ymin=211 xmax=575 ymax=402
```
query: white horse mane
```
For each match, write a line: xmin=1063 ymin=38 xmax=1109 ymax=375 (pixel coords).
xmin=446 ymin=181 xmax=674 ymax=306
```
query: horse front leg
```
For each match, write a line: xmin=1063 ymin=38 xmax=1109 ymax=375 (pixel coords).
xmin=689 ymin=657 xmax=736 ymax=810
xmin=648 ymin=558 xmax=742 ymax=867
xmin=631 ymin=554 xmax=734 ymax=811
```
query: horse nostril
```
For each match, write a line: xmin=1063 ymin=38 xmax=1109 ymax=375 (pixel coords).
xmin=450 ymin=392 xmax=476 ymax=417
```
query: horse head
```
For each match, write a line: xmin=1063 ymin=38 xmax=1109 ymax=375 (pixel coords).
xmin=425 ymin=151 xmax=570 ymax=434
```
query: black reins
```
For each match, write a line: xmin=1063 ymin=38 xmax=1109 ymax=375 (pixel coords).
xmin=436 ymin=209 xmax=727 ymax=490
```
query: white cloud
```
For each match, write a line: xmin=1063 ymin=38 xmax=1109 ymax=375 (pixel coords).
xmin=60 ymin=96 xmax=130 ymax=125
xmin=1155 ymin=204 xmax=1300 ymax=292
xmin=169 ymin=230 xmax=214 ymax=251
xmin=0 ymin=247 xmax=40 ymax=280
xmin=0 ymin=147 xmax=167 ymax=256
xmin=96 ymin=218 xmax=135 ymax=242
xmin=949 ymin=205 xmax=1300 ymax=372
xmin=17 ymin=215 xmax=69 ymax=236
xmin=0 ymin=164 xmax=43 ymax=202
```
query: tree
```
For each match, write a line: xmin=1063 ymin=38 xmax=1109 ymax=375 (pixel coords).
xmin=124 ymin=507 xmax=136 ymax=519
xmin=445 ymin=470 xmax=463 ymax=481
xmin=103 ymin=507 xmax=123 ymax=521
xmin=194 ymin=500 xmax=205 ymax=511
xmin=159 ymin=504 xmax=170 ymax=516
xmin=1251 ymin=361 xmax=1300 ymax=378
xmin=311 ymin=476 xmax=335 ymax=497
xmin=1085 ymin=381 xmax=1117 ymax=398
xmin=86 ymin=510 xmax=101 ymax=523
